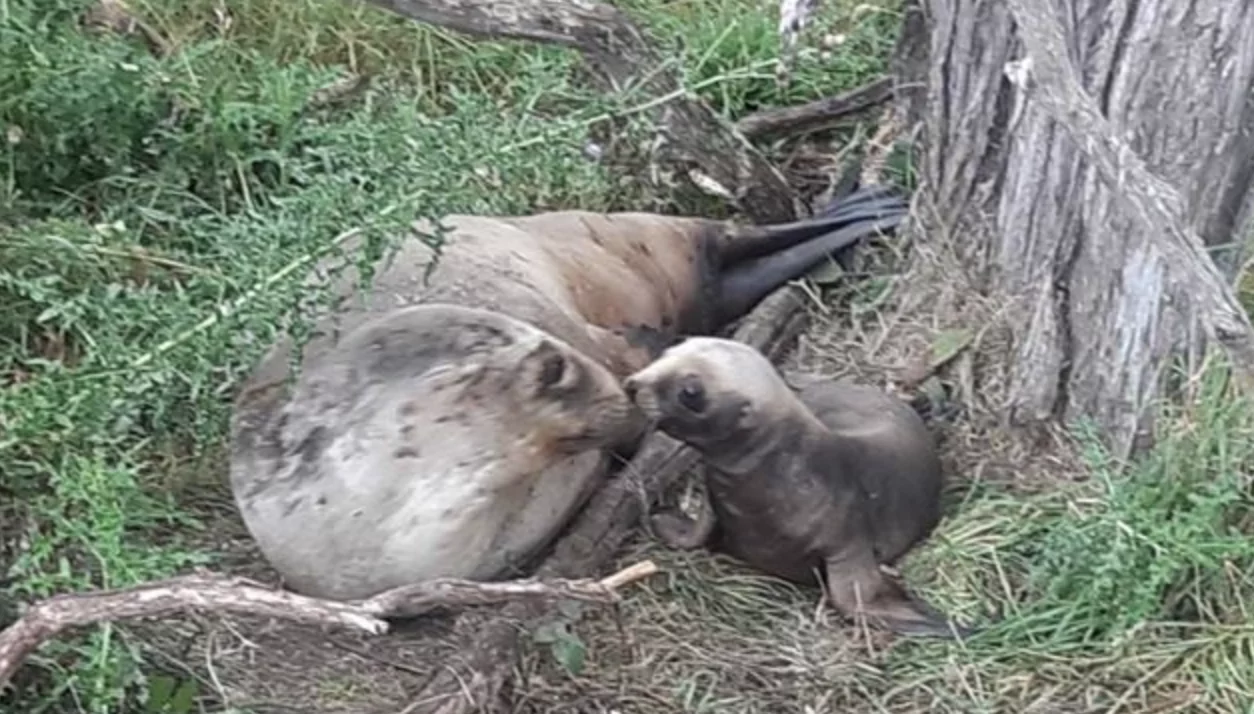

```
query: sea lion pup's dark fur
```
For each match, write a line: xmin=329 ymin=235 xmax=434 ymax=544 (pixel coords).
xmin=623 ymin=336 xmax=972 ymax=639
xmin=230 ymin=187 xmax=907 ymax=600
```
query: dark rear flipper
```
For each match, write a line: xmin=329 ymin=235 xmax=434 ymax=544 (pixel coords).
xmin=714 ymin=206 xmax=906 ymax=324
xmin=720 ymin=183 xmax=909 ymax=264
xmin=825 ymin=550 xmax=976 ymax=641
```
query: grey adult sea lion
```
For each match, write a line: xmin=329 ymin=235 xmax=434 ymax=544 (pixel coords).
xmin=230 ymin=303 xmax=642 ymax=601
xmin=229 ymin=186 xmax=908 ymax=601
xmin=622 ymin=336 xmax=972 ymax=638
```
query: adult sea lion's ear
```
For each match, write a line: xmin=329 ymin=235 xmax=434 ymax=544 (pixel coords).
xmin=523 ymin=339 xmax=572 ymax=393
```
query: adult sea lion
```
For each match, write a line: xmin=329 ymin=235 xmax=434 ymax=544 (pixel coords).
xmin=622 ymin=336 xmax=972 ymax=638
xmin=230 ymin=303 xmax=643 ymax=601
xmin=229 ymin=186 xmax=908 ymax=601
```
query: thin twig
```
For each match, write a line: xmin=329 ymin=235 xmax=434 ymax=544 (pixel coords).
xmin=0 ymin=561 xmax=659 ymax=689
xmin=131 ymin=227 xmax=362 ymax=368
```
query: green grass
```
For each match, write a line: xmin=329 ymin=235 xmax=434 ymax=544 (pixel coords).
xmin=0 ymin=0 xmax=897 ymax=710
xmin=5 ymin=0 xmax=1254 ymax=712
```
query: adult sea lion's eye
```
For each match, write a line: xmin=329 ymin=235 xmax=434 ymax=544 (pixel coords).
xmin=677 ymin=381 xmax=706 ymax=413
xmin=538 ymin=352 xmax=566 ymax=388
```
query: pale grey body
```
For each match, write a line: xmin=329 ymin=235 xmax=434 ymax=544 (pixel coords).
xmin=623 ymin=337 xmax=972 ymax=638
xmin=230 ymin=303 xmax=639 ymax=600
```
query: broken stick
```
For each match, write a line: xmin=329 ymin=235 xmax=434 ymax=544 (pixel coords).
xmin=736 ymin=77 xmax=894 ymax=139
xmin=0 ymin=561 xmax=659 ymax=690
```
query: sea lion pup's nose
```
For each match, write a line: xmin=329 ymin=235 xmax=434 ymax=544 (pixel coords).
xmin=623 ymin=377 xmax=640 ymax=401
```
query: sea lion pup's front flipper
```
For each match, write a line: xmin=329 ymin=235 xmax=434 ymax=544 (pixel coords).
xmin=649 ymin=481 xmax=717 ymax=550
xmin=824 ymin=543 xmax=973 ymax=640
xmin=713 ymin=186 xmax=910 ymax=322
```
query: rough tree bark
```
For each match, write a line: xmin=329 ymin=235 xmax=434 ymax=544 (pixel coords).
xmin=897 ymin=0 xmax=1254 ymax=457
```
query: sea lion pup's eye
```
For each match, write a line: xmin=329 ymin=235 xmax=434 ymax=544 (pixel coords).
xmin=677 ymin=379 xmax=706 ymax=413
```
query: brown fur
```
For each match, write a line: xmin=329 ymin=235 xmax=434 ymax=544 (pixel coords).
xmin=624 ymin=337 xmax=974 ymax=639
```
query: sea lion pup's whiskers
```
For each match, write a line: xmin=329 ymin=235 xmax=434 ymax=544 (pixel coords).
xmin=623 ymin=336 xmax=976 ymax=639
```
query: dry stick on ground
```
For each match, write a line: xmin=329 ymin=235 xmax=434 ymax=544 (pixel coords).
xmin=358 ymin=0 xmax=798 ymax=223
xmin=735 ymin=76 xmax=893 ymax=140
xmin=411 ymin=287 xmax=812 ymax=714
xmin=0 ymin=562 xmax=660 ymax=690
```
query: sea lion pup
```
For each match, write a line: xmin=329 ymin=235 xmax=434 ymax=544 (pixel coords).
xmin=229 ymin=303 xmax=643 ymax=601
xmin=230 ymin=186 xmax=907 ymax=600
xmin=622 ymin=337 xmax=972 ymax=639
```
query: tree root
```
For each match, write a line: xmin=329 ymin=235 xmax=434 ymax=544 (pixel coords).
xmin=736 ymin=77 xmax=893 ymax=139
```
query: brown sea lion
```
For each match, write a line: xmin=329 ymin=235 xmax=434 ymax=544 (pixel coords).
xmin=623 ymin=336 xmax=973 ymax=639
xmin=229 ymin=186 xmax=908 ymax=600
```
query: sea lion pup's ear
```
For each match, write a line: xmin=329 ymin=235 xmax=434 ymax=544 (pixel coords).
xmin=733 ymin=397 xmax=756 ymax=429
xmin=521 ymin=339 xmax=578 ymax=395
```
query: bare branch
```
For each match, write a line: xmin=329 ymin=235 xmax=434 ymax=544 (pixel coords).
xmin=736 ymin=77 xmax=893 ymax=139
xmin=0 ymin=561 xmax=659 ymax=689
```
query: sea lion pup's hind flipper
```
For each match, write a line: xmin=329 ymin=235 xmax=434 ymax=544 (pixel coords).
xmin=824 ymin=546 xmax=973 ymax=640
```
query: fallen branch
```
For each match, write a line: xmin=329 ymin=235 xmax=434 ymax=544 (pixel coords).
xmin=411 ymin=285 xmax=812 ymax=714
xmin=0 ymin=561 xmax=659 ymax=690
xmin=736 ymin=76 xmax=893 ymax=139
xmin=356 ymin=0 xmax=797 ymax=223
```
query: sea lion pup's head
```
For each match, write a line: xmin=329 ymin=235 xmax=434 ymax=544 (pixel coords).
xmin=622 ymin=336 xmax=806 ymax=457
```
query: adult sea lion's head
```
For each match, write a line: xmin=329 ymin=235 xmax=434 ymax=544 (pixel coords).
xmin=505 ymin=331 xmax=648 ymax=456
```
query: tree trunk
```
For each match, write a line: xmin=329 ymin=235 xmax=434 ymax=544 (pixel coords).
xmin=897 ymin=0 xmax=1254 ymax=457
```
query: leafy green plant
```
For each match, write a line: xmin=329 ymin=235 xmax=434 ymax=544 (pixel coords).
xmin=532 ymin=600 xmax=592 ymax=676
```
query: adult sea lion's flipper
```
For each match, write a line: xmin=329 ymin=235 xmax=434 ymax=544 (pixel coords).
xmin=824 ymin=546 xmax=973 ymax=640
xmin=714 ymin=196 xmax=908 ymax=323
xmin=719 ymin=184 xmax=908 ymax=264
